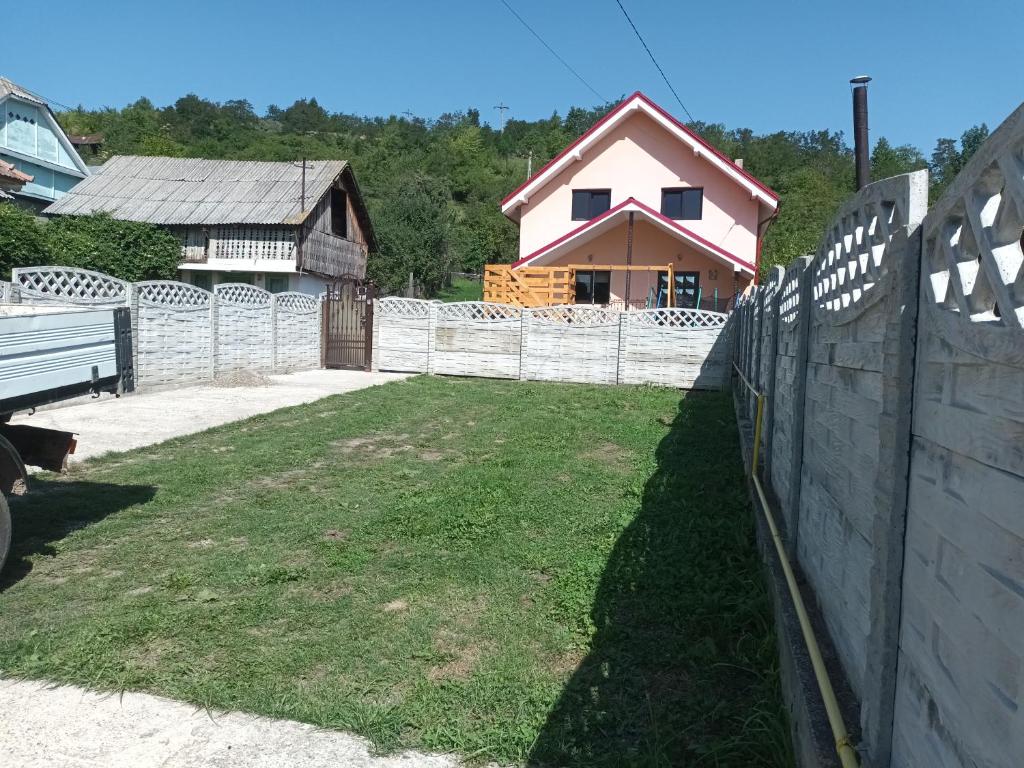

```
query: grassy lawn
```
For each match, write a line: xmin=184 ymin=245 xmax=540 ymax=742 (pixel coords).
xmin=437 ymin=276 xmax=483 ymax=302
xmin=0 ymin=377 xmax=789 ymax=766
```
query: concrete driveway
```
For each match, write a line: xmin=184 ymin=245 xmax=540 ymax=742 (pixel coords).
xmin=11 ymin=369 xmax=410 ymax=463
xmin=0 ymin=679 xmax=480 ymax=768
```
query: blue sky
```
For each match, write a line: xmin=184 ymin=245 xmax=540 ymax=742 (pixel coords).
xmin=4 ymin=0 xmax=1021 ymax=153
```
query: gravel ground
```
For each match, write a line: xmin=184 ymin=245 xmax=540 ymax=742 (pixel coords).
xmin=0 ymin=679 xmax=483 ymax=768
xmin=11 ymin=369 xmax=410 ymax=463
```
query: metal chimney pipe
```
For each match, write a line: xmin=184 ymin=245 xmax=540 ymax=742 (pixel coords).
xmin=850 ymin=75 xmax=871 ymax=190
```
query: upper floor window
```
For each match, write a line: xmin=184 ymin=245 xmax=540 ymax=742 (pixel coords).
xmin=571 ymin=189 xmax=611 ymax=221
xmin=331 ymin=188 xmax=348 ymax=237
xmin=661 ymin=188 xmax=703 ymax=220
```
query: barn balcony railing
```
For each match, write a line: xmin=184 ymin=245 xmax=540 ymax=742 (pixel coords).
xmin=301 ymin=229 xmax=367 ymax=278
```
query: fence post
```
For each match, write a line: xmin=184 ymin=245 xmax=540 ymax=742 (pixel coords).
xmin=370 ymin=298 xmax=380 ymax=372
xmin=760 ymin=268 xmax=784 ymax=481
xmin=518 ymin=309 xmax=529 ymax=381
xmin=426 ymin=301 xmax=438 ymax=375
xmin=270 ymin=293 xmax=279 ymax=373
xmin=127 ymin=283 xmax=140 ymax=388
xmin=209 ymin=291 xmax=219 ymax=380
xmin=616 ymin=312 xmax=629 ymax=385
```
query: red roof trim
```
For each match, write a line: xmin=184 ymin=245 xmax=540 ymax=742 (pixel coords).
xmin=512 ymin=197 xmax=755 ymax=273
xmin=500 ymin=91 xmax=779 ymax=209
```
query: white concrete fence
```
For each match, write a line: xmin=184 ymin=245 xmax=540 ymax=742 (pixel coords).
xmin=372 ymin=298 xmax=733 ymax=389
xmin=2 ymin=267 xmax=321 ymax=389
xmin=734 ymin=102 xmax=1024 ymax=768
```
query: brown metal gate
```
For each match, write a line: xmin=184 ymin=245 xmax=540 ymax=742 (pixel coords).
xmin=322 ymin=280 xmax=374 ymax=370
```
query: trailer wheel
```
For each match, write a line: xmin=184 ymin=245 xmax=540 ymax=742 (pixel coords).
xmin=0 ymin=494 xmax=9 ymax=575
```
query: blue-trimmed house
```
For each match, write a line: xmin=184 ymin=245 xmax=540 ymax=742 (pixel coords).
xmin=0 ymin=77 xmax=89 ymax=212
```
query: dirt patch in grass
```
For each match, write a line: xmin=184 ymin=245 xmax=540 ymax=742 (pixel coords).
xmin=331 ymin=433 xmax=414 ymax=461
xmin=382 ymin=599 xmax=409 ymax=614
xmin=428 ymin=629 xmax=487 ymax=682
xmin=580 ymin=441 xmax=631 ymax=472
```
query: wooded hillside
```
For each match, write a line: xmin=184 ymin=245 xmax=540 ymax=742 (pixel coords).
xmin=56 ymin=95 xmax=986 ymax=294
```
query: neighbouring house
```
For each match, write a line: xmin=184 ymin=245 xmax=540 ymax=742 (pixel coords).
xmin=43 ymin=156 xmax=377 ymax=294
xmin=67 ymin=132 xmax=104 ymax=156
xmin=0 ymin=77 xmax=91 ymax=212
xmin=0 ymin=159 xmax=33 ymax=200
xmin=489 ymin=91 xmax=779 ymax=311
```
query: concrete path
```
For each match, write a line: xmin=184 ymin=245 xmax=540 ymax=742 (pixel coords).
xmin=0 ymin=679 xmax=479 ymax=768
xmin=11 ymin=369 xmax=410 ymax=463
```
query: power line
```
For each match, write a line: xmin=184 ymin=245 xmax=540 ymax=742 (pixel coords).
xmin=498 ymin=0 xmax=607 ymax=103
xmin=614 ymin=0 xmax=694 ymax=123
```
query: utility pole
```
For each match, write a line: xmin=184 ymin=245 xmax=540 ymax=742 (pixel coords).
xmin=527 ymin=150 xmax=533 ymax=179
xmin=402 ymin=109 xmax=415 ymax=121
xmin=292 ymin=158 xmax=312 ymax=271
xmin=493 ymin=101 xmax=509 ymax=134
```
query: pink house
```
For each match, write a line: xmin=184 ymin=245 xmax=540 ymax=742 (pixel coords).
xmin=497 ymin=92 xmax=779 ymax=310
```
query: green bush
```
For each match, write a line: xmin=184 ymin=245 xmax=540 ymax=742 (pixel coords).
xmin=43 ymin=213 xmax=181 ymax=281
xmin=0 ymin=202 xmax=48 ymax=278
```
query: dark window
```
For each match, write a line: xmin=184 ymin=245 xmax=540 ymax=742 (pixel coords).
xmin=190 ymin=272 xmax=212 ymax=292
xmin=265 ymin=275 xmax=289 ymax=294
xmin=330 ymin=188 xmax=348 ymax=237
xmin=571 ymin=189 xmax=611 ymax=221
xmin=575 ymin=270 xmax=611 ymax=305
xmin=657 ymin=271 xmax=701 ymax=307
xmin=661 ymin=188 xmax=703 ymax=220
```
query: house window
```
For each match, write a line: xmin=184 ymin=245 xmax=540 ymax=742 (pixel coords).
xmin=571 ymin=189 xmax=611 ymax=221
xmin=575 ymin=270 xmax=611 ymax=305
xmin=661 ymin=188 xmax=703 ymax=220
xmin=331 ymin=189 xmax=348 ymax=238
xmin=266 ymin=275 xmax=289 ymax=294
xmin=190 ymin=272 xmax=212 ymax=292
xmin=657 ymin=271 xmax=701 ymax=308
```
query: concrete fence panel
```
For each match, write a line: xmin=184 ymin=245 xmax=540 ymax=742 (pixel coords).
xmin=758 ymin=269 xmax=784 ymax=473
xmin=796 ymin=170 xmax=928 ymax=765
xmin=769 ymin=256 xmax=813 ymax=548
xmin=430 ymin=302 xmax=523 ymax=379
xmin=134 ymin=281 xmax=215 ymax=387
xmin=274 ymin=292 xmax=320 ymax=372
xmin=521 ymin=305 xmax=620 ymax=385
xmin=12 ymin=266 xmax=130 ymax=308
xmin=891 ymin=106 xmax=1024 ymax=768
xmin=619 ymin=308 xmax=732 ymax=389
xmin=371 ymin=297 xmax=435 ymax=373
xmin=214 ymin=283 xmax=274 ymax=374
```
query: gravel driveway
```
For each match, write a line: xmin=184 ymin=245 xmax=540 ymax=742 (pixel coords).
xmin=10 ymin=369 xmax=409 ymax=463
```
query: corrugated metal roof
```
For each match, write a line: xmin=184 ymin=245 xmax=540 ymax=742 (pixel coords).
xmin=0 ymin=77 xmax=48 ymax=107
xmin=43 ymin=155 xmax=349 ymax=225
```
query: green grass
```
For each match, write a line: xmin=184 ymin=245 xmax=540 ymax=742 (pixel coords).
xmin=0 ymin=377 xmax=790 ymax=767
xmin=437 ymin=277 xmax=483 ymax=302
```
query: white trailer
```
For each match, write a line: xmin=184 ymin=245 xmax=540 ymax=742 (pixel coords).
xmin=0 ymin=304 xmax=134 ymax=572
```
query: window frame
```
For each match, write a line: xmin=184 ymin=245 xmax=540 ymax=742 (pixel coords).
xmin=330 ymin=188 xmax=348 ymax=238
xmin=571 ymin=188 xmax=612 ymax=221
xmin=574 ymin=269 xmax=612 ymax=305
xmin=656 ymin=270 xmax=701 ymax=308
xmin=660 ymin=187 xmax=704 ymax=221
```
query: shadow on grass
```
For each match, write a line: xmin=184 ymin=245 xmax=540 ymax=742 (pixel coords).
xmin=2 ymin=478 xmax=156 ymax=591
xmin=528 ymin=391 xmax=791 ymax=767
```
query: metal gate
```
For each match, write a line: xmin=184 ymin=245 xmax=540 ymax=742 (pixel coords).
xmin=322 ymin=280 xmax=374 ymax=370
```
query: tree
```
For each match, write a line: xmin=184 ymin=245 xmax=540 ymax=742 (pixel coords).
xmin=368 ymin=174 xmax=454 ymax=295
xmin=870 ymin=138 xmax=927 ymax=181
xmin=930 ymin=124 xmax=989 ymax=200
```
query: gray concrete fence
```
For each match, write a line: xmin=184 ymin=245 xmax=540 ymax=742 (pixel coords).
xmin=3 ymin=267 xmax=322 ymax=389
xmin=734 ymin=103 xmax=1024 ymax=768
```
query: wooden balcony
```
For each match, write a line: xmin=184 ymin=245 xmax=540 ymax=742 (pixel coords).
xmin=302 ymin=229 xmax=367 ymax=279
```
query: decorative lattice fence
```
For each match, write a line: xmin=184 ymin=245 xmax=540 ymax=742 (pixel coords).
xmin=274 ymin=292 xmax=321 ymax=372
xmin=372 ymin=298 xmax=733 ymax=389
xmin=214 ymin=283 xmax=274 ymax=374
xmin=7 ymin=268 xmax=325 ymax=388
xmin=372 ymin=297 xmax=437 ymax=373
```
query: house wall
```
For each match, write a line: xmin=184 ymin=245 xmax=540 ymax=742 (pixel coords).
xmin=299 ymin=175 xmax=369 ymax=278
xmin=543 ymin=220 xmax=751 ymax=306
xmin=0 ymin=96 xmax=84 ymax=203
xmin=516 ymin=110 xmax=760 ymax=262
xmin=177 ymin=267 xmax=328 ymax=297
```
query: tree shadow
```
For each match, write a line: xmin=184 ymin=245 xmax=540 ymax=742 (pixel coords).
xmin=528 ymin=391 xmax=791 ymax=767
xmin=2 ymin=478 xmax=156 ymax=591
